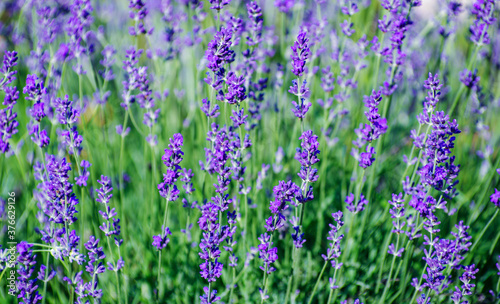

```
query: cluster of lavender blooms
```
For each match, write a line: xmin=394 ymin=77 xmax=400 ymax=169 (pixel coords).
xmin=373 ymin=0 xmax=420 ymax=97
xmin=291 ymin=130 xmax=320 ymax=247
xmin=17 ymin=242 xmax=43 ymax=304
xmin=393 ymin=73 xmax=472 ymax=303
xmin=96 ymin=176 xmax=124 ymax=271
xmin=289 ymin=31 xmax=312 ymax=120
xmin=259 ymin=180 xmax=298 ymax=300
xmin=154 ymin=134 xmax=184 ymax=251
xmin=120 ymin=47 xmax=160 ymax=146
xmin=323 ymin=211 xmax=344 ymax=290
xmin=352 ymin=90 xmax=387 ymax=169
xmin=469 ymin=0 xmax=496 ymax=46
xmin=198 ymin=123 xmax=240 ymax=302
xmin=0 ymin=51 xmax=19 ymax=154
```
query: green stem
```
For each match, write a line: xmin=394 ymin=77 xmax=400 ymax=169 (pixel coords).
xmin=228 ymin=267 xmax=236 ymax=304
xmin=307 ymin=261 xmax=328 ymax=304
xmin=42 ymin=252 xmax=50 ymax=304
xmin=158 ymin=199 xmax=171 ymax=297
xmin=379 ymin=233 xmax=400 ymax=304
xmin=470 ymin=208 xmax=499 ymax=253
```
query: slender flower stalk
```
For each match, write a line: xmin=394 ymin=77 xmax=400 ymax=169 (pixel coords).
xmin=154 ymin=133 xmax=184 ymax=297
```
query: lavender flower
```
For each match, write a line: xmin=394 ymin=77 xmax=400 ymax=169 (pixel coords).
xmin=75 ymin=160 xmax=91 ymax=186
xmin=0 ymin=50 xmax=19 ymax=154
xmin=275 ymin=0 xmax=294 ymax=13
xmin=17 ymin=242 xmax=42 ymax=304
xmin=65 ymin=0 xmax=94 ymax=74
xmin=289 ymin=31 xmax=312 ymax=119
xmin=79 ymin=236 xmax=106 ymax=302
xmin=205 ymin=27 xmax=235 ymax=100
xmin=352 ymin=90 xmax=386 ymax=168
xmin=158 ymin=133 xmax=184 ymax=202
xmin=208 ymin=0 xmax=231 ymax=11
xmin=469 ymin=0 xmax=495 ymax=45
xmin=34 ymin=154 xmax=84 ymax=264
xmin=99 ymin=45 xmax=116 ymax=82
xmin=198 ymin=200 xmax=226 ymax=303
xmin=129 ymin=0 xmax=152 ymax=37
xmin=321 ymin=211 xmax=344 ymax=269
xmin=491 ymin=188 xmax=500 ymax=207
xmin=201 ymin=99 xmax=221 ymax=119
xmin=155 ymin=134 xmax=184 ymax=250
xmin=345 ymin=193 xmax=368 ymax=214
xmin=152 ymin=226 xmax=172 ymax=250
xmin=24 ymin=75 xmax=49 ymax=148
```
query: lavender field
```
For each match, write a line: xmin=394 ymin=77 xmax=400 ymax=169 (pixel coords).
xmin=1 ymin=0 xmax=500 ymax=303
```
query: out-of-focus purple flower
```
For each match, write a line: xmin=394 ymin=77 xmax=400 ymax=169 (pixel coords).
xmin=274 ymin=0 xmax=294 ymax=13
xmin=491 ymin=188 xmax=500 ymax=207
xmin=469 ymin=0 xmax=495 ymax=45
xmin=116 ymin=125 xmax=131 ymax=137
xmin=201 ymin=99 xmax=220 ymax=119
xmin=76 ymin=160 xmax=91 ymax=186
xmin=256 ymin=164 xmax=270 ymax=191
xmin=65 ymin=0 xmax=95 ymax=74
xmin=388 ymin=243 xmax=404 ymax=257
xmin=129 ymin=0 xmax=152 ymax=36
xmin=459 ymin=69 xmax=480 ymax=90
xmin=59 ymin=126 xmax=83 ymax=155
xmin=273 ymin=146 xmax=284 ymax=173
xmin=340 ymin=20 xmax=355 ymax=37
xmin=345 ymin=193 xmax=368 ymax=214
xmin=208 ymin=0 xmax=231 ymax=11
xmin=99 ymin=45 xmax=116 ymax=81
xmin=180 ymin=168 xmax=195 ymax=195
xmin=36 ymin=264 xmax=56 ymax=285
